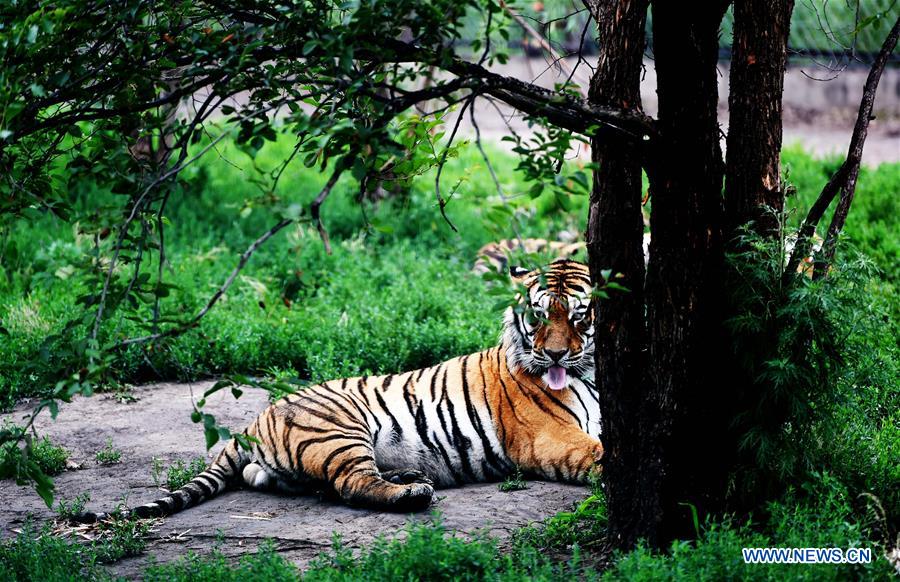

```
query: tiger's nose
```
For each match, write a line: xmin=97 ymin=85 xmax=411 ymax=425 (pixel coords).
xmin=545 ymin=348 xmax=567 ymax=363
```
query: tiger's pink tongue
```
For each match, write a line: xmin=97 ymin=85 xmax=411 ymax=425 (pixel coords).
xmin=547 ymin=366 xmax=567 ymax=390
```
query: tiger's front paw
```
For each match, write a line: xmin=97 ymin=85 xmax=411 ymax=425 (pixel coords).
xmin=584 ymin=442 xmax=604 ymax=482
xmin=391 ymin=482 xmax=435 ymax=512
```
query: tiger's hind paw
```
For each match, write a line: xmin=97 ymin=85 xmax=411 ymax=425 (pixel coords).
xmin=381 ymin=468 xmax=434 ymax=486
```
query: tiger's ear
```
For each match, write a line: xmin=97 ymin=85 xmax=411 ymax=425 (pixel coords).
xmin=509 ymin=265 xmax=531 ymax=281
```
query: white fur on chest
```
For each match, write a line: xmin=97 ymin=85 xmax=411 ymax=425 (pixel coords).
xmin=567 ymin=375 xmax=602 ymax=438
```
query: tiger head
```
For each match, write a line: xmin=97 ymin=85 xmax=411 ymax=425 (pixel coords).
xmin=502 ymin=259 xmax=595 ymax=390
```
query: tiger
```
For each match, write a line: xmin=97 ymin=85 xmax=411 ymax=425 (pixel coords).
xmin=78 ymin=259 xmax=602 ymax=520
xmin=472 ymin=238 xmax=585 ymax=275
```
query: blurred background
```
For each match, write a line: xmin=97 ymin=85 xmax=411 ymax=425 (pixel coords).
xmin=457 ymin=0 xmax=899 ymax=164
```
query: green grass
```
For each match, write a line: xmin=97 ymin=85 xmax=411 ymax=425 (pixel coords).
xmin=143 ymin=516 xmax=589 ymax=581
xmin=603 ymin=474 xmax=897 ymax=581
xmin=498 ymin=466 xmax=529 ymax=492
xmin=0 ymin=515 xmax=150 ymax=580
xmin=0 ymin=522 xmax=113 ymax=582
xmin=782 ymin=146 xmax=900 ymax=285
xmin=2 ymin=139 xmax=896 ymax=411
xmin=151 ymin=456 xmax=208 ymax=492
xmin=55 ymin=492 xmax=90 ymax=521
xmin=513 ymin=474 xmax=607 ymax=552
xmin=0 ymin=139 xmax=574 ymax=408
xmin=93 ymin=439 xmax=121 ymax=466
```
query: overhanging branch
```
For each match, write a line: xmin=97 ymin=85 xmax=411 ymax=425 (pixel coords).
xmin=393 ymin=41 xmax=657 ymax=142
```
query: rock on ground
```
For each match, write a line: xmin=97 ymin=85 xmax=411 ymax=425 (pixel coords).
xmin=2 ymin=381 xmax=589 ymax=578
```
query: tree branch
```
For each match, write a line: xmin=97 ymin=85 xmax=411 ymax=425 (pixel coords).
xmin=117 ymin=217 xmax=294 ymax=348
xmin=785 ymin=15 xmax=899 ymax=282
xmin=310 ymin=163 xmax=348 ymax=255
xmin=499 ymin=0 xmax=590 ymax=96
xmin=421 ymin=42 xmax=657 ymax=141
xmin=814 ymin=16 xmax=900 ymax=279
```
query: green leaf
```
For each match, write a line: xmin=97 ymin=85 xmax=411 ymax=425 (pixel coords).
xmin=678 ymin=502 xmax=701 ymax=537
xmin=204 ymin=380 xmax=234 ymax=397
xmin=204 ymin=427 xmax=219 ymax=449
xmin=302 ymin=40 xmax=319 ymax=55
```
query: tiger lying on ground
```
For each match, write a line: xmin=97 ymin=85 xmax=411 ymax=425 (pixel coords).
xmin=79 ymin=259 xmax=602 ymax=519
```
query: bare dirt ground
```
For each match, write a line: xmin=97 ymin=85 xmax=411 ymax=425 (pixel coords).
xmin=2 ymin=381 xmax=589 ymax=579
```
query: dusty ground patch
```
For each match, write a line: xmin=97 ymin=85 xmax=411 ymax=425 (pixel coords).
xmin=2 ymin=381 xmax=589 ymax=578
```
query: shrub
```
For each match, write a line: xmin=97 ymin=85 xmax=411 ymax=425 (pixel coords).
xmin=725 ymin=228 xmax=898 ymax=513
xmin=0 ymin=424 xmax=68 ymax=478
xmin=29 ymin=436 xmax=69 ymax=476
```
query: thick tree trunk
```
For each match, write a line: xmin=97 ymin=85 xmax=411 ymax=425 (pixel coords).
xmin=725 ymin=0 xmax=794 ymax=236
xmin=584 ymin=0 xmax=650 ymax=551
xmin=722 ymin=0 xmax=796 ymax=510
xmin=644 ymin=1 xmax=730 ymax=545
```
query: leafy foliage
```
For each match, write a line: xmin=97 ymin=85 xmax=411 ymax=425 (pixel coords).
xmin=0 ymin=513 xmax=149 ymax=579
xmin=143 ymin=517 xmax=588 ymax=581
xmin=8 ymin=476 xmax=894 ymax=580
xmin=725 ymin=224 xmax=899 ymax=513
xmin=143 ymin=540 xmax=301 ymax=582
xmin=90 ymin=517 xmax=151 ymax=563
xmin=0 ymin=423 xmax=68 ymax=504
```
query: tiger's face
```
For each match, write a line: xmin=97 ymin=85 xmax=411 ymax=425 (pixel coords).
xmin=503 ymin=260 xmax=595 ymax=390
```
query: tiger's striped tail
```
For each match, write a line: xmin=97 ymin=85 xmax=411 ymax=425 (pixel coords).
xmin=73 ymin=438 xmax=247 ymax=523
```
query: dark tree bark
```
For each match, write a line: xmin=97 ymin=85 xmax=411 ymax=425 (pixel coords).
xmin=725 ymin=0 xmax=795 ymax=236
xmin=643 ymin=0 xmax=730 ymax=545
xmin=719 ymin=0 xmax=796 ymax=511
xmin=583 ymin=0 xmax=650 ymax=551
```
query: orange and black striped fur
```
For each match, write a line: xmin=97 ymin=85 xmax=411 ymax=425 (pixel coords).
xmin=82 ymin=260 xmax=602 ymax=519
xmin=472 ymin=238 xmax=584 ymax=275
